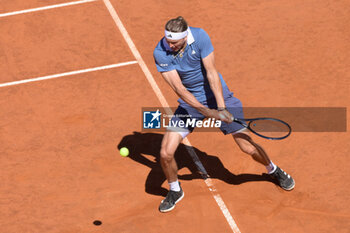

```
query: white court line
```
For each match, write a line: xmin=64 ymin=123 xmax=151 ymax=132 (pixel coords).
xmin=0 ymin=61 xmax=138 ymax=88
xmin=101 ymin=1 xmax=241 ymax=232
xmin=0 ymin=0 xmax=97 ymax=18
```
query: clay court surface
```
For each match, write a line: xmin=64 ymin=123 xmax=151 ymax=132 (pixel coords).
xmin=1 ymin=0 xmax=349 ymax=232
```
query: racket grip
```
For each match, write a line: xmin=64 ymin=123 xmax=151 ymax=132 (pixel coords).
xmin=219 ymin=113 xmax=235 ymax=123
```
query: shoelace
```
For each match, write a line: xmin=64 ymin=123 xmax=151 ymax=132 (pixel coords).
xmin=275 ymin=168 xmax=290 ymax=181
xmin=164 ymin=191 xmax=178 ymax=204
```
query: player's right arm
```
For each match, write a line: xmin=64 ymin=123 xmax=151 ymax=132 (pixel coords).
xmin=160 ymin=70 xmax=221 ymax=120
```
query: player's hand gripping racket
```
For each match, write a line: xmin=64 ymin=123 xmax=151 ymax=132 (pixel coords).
xmin=231 ymin=117 xmax=292 ymax=140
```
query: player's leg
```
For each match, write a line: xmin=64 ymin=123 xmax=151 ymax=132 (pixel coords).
xmin=160 ymin=130 xmax=184 ymax=183
xmin=158 ymin=129 xmax=188 ymax=213
xmin=158 ymin=105 xmax=204 ymax=212
xmin=232 ymin=130 xmax=270 ymax=166
xmin=219 ymin=93 xmax=295 ymax=191
xmin=159 ymin=105 xmax=195 ymax=185
xmin=232 ymin=131 xmax=295 ymax=191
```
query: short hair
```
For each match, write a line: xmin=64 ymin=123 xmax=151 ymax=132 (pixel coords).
xmin=165 ymin=16 xmax=188 ymax=33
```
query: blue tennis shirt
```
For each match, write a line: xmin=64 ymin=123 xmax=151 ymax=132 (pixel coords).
xmin=153 ymin=27 xmax=232 ymax=105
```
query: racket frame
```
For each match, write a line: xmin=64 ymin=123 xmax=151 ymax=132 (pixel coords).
xmin=232 ymin=117 xmax=292 ymax=140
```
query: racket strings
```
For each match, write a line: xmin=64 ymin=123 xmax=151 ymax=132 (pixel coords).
xmin=249 ymin=119 xmax=290 ymax=139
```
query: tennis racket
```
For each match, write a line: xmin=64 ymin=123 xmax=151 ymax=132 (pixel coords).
xmin=231 ymin=117 xmax=292 ymax=140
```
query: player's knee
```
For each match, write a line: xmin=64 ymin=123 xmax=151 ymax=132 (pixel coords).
xmin=160 ymin=147 xmax=174 ymax=162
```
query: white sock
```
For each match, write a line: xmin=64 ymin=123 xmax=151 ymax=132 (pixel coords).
xmin=266 ymin=161 xmax=277 ymax=174
xmin=169 ymin=180 xmax=181 ymax=192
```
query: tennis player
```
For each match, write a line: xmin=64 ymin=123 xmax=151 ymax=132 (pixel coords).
xmin=153 ymin=16 xmax=295 ymax=213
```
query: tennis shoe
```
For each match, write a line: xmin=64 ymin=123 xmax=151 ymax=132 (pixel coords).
xmin=270 ymin=166 xmax=295 ymax=191
xmin=159 ymin=186 xmax=184 ymax=213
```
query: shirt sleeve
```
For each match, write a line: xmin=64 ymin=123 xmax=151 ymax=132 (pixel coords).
xmin=198 ymin=29 xmax=214 ymax=58
xmin=153 ymin=49 xmax=175 ymax=72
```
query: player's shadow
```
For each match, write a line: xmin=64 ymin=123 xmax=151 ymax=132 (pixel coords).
xmin=117 ymin=132 xmax=277 ymax=197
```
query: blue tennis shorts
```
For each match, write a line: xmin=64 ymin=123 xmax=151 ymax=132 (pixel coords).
xmin=169 ymin=93 xmax=245 ymax=135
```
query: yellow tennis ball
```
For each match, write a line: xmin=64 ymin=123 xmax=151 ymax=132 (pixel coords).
xmin=120 ymin=147 xmax=129 ymax=157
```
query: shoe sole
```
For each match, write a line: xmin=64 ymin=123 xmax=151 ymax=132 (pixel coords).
xmin=159 ymin=192 xmax=185 ymax=213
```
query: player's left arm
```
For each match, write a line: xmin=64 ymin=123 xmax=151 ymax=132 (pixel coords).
xmin=202 ymin=52 xmax=225 ymax=108
xmin=202 ymin=52 xmax=232 ymax=120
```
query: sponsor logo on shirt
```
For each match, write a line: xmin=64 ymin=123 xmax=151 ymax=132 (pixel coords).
xmin=160 ymin=63 xmax=168 ymax=67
